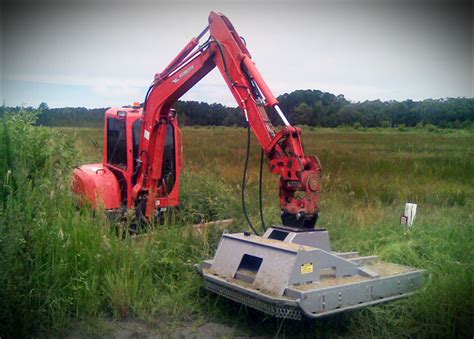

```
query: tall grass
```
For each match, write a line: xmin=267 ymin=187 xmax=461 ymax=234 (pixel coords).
xmin=1 ymin=117 xmax=472 ymax=337
xmin=0 ymin=113 xmax=248 ymax=338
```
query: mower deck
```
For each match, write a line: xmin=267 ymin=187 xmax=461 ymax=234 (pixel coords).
xmin=197 ymin=227 xmax=425 ymax=319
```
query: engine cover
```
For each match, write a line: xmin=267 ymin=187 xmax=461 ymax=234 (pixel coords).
xmin=72 ymin=164 xmax=121 ymax=210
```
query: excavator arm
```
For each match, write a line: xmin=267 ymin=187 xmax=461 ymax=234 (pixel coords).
xmin=133 ymin=11 xmax=321 ymax=228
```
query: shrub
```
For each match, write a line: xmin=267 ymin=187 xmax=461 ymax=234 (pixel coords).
xmin=1 ymin=109 xmax=81 ymax=336
xmin=397 ymin=123 xmax=407 ymax=132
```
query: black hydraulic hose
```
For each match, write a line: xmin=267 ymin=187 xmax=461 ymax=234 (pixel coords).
xmin=213 ymin=37 xmax=235 ymax=86
xmin=213 ymin=36 xmax=265 ymax=235
xmin=242 ymin=125 xmax=259 ymax=235
xmin=142 ymin=82 xmax=155 ymax=112
xmin=259 ymin=148 xmax=266 ymax=231
xmin=215 ymin=34 xmax=265 ymax=234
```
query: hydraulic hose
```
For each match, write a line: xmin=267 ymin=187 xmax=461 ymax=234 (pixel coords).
xmin=242 ymin=125 xmax=259 ymax=235
xmin=259 ymin=148 xmax=266 ymax=231
xmin=215 ymin=35 xmax=266 ymax=235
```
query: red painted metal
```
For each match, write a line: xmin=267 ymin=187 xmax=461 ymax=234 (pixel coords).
xmin=134 ymin=11 xmax=321 ymax=223
xmin=73 ymin=105 xmax=182 ymax=213
xmin=74 ymin=11 xmax=321 ymax=227
xmin=72 ymin=164 xmax=121 ymax=209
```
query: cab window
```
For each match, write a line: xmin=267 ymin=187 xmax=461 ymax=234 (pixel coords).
xmin=132 ymin=119 xmax=143 ymax=161
xmin=107 ymin=117 xmax=127 ymax=168
xmin=163 ymin=124 xmax=176 ymax=193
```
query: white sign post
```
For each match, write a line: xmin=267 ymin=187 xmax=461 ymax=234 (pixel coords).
xmin=401 ymin=203 xmax=417 ymax=227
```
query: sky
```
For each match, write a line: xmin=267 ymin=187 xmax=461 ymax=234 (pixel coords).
xmin=1 ymin=0 xmax=472 ymax=108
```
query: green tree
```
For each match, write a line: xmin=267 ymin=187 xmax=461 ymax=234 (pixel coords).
xmin=38 ymin=102 xmax=49 ymax=112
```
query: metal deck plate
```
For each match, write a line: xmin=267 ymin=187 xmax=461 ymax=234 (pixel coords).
xmin=198 ymin=229 xmax=426 ymax=319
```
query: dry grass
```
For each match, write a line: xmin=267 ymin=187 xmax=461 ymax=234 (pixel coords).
xmin=62 ymin=125 xmax=474 ymax=224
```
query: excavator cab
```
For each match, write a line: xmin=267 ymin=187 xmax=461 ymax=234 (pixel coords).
xmin=72 ymin=105 xmax=182 ymax=216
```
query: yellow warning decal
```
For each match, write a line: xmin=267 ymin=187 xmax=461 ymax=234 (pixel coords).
xmin=301 ymin=262 xmax=313 ymax=274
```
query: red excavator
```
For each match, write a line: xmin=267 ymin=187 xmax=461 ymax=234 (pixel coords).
xmin=73 ymin=11 xmax=321 ymax=229
xmin=73 ymin=12 xmax=425 ymax=320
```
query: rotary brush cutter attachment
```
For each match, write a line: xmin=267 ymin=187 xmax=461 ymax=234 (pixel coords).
xmin=197 ymin=226 xmax=426 ymax=320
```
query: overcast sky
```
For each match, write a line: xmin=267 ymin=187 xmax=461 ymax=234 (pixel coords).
xmin=1 ymin=0 xmax=472 ymax=108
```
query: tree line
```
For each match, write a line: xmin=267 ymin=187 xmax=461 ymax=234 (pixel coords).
xmin=1 ymin=90 xmax=473 ymax=129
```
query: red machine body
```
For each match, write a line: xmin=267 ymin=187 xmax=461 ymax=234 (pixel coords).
xmin=73 ymin=11 xmax=321 ymax=228
xmin=72 ymin=164 xmax=121 ymax=209
xmin=73 ymin=105 xmax=182 ymax=215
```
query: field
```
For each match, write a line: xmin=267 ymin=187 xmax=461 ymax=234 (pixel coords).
xmin=1 ymin=115 xmax=473 ymax=337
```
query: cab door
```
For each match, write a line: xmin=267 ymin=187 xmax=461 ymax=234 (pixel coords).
xmin=153 ymin=112 xmax=182 ymax=208
xmin=104 ymin=115 xmax=130 ymax=206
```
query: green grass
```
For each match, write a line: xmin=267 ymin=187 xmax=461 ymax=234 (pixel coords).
xmin=1 ymin=115 xmax=473 ymax=337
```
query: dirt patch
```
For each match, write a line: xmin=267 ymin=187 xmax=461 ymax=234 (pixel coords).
xmin=65 ymin=319 xmax=162 ymax=338
xmin=172 ymin=322 xmax=238 ymax=338
xmin=65 ymin=318 xmax=250 ymax=338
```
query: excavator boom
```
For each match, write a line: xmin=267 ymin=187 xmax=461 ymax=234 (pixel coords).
xmin=134 ymin=11 xmax=321 ymax=228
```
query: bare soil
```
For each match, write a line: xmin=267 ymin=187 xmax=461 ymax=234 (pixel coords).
xmin=64 ymin=318 xmax=269 ymax=338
